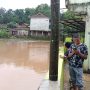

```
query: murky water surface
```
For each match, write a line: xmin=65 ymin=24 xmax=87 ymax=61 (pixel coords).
xmin=0 ymin=39 xmax=50 ymax=90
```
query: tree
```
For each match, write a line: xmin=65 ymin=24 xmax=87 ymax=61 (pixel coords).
xmin=60 ymin=11 xmax=72 ymax=38
xmin=0 ymin=4 xmax=51 ymax=24
xmin=7 ymin=22 xmax=17 ymax=28
xmin=35 ymin=4 xmax=51 ymax=17
xmin=0 ymin=15 xmax=3 ymax=23
xmin=0 ymin=8 xmax=6 ymax=24
xmin=14 ymin=9 xmax=25 ymax=24
xmin=3 ymin=9 xmax=14 ymax=24
xmin=25 ymin=8 xmax=35 ymax=23
xmin=60 ymin=10 xmax=82 ymax=39
xmin=0 ymin=8 xmax=6 ymax=15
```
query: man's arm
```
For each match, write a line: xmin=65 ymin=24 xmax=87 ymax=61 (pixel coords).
xmin=75 ymin=49 xmax=88 ymax=59
xmin=78 ymin=51 xmax=87 ymax=59
xmin=67 ymin=49 xmax=75 ymax=58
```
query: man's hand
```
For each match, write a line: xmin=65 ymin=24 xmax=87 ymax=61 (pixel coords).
xmin=74 ymin=50 xmax=80 ymax=54
xmin=60 ymin=55 xmax=67 ymax=59
xmin=74 ymin=50 xmax=87 ymax=59
xmin=68 ymin=49 xmax=75 ymax=58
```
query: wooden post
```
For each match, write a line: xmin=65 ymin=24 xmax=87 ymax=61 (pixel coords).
xmin=49 ymin=0 xmax=60 ymax=81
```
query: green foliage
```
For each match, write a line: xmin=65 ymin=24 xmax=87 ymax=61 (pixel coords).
xmin=0 ymin=29 xmax=10 ymax=38
xmin=65 ymin=37 xmax=84 ymax=43
xmin=63 ymin=11 xmax=75 ymax=19
xmin=0 ymin=4 xmax=50 ymax=24
xmin=25 ymin=8 xmax=35 ymax=23
xmin=0 ymin=8 xmax=6 ymax=15
xmin=14 ymin=9 xmax=25 ymax=24
xmin=0 ymin=4 xmax=82 ymax=25
xmin=62 ymin=10 xmax=81 ymax=20
xmin=0 ymin=15 xmax=3 ymax=23
xmin=35 ymin=4 xmax=51 ymax=17
xmin=7 ymin=22 xmax=17 ymax=28
xmin=65 ymin=37 xmax=72 ymax=42
xmin=0 ymin=4 xmax=84 ymax=41
xmin=60 ymin=10 xmax=83 ymax=38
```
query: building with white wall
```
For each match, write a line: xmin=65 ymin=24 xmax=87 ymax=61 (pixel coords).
xmin=30 ymin=13 xmax=51 ymax=37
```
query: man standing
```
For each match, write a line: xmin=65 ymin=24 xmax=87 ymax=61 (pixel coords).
xmin=67 ymin=33 xmax=88 ymax=90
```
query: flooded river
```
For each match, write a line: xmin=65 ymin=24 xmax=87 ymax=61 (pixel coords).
xmin=0 ymin=39 xmax=50 ymax=90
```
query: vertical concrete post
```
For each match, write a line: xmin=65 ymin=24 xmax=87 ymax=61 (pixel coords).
xmin=42 ymin=31 xmax=44 ymax=36
xmin=84 ymin=6 xmax=90 ymax=72
xmin=49 ymin=0 xmax=60 ymax=81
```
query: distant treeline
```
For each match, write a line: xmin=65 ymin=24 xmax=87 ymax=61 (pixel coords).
xmin=0 ymin=4 xmax=51 ymax=25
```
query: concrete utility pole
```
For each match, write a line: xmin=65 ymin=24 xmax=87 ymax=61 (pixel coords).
xmin=49 ymin=0 xmax=60 ymax=81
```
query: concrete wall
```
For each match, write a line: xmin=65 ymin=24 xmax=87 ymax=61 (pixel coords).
xmin=69 ymin=0 xmax=90 ymax=4
xmin=83 ymin=5 xmax=90 ymax=71
xmin=69 ymin=4 xmax=87 ymax=13
xmin=17 ymin=30 xmax=28 ymax=36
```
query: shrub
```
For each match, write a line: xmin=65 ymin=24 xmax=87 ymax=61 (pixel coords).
xmin=7 ymin=22 xmax=17 ymax=28
xmin=0 ymin=29 xmax=10 ymax=38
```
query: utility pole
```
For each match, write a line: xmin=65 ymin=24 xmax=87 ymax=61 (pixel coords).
xmin=49 ymin=0 xmax=60 ymax=81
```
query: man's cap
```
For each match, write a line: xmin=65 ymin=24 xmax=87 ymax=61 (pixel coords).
xmin=72 ymin=33 xmax=80 ymax=38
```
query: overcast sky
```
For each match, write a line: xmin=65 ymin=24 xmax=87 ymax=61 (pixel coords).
xmin=0 ymin=0 xmax=66 ymax=10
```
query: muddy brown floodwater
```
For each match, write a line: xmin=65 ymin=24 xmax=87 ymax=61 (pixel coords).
xmin=0 ymin=39 xmax=50 ymax=90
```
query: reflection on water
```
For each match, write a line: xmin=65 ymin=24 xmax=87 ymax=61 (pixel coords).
xmin=0 ymin=39 xmax=50 ymax=90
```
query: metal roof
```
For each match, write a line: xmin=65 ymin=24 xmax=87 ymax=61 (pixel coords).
xmin=59 ymin=19 xmax=85 ymax=33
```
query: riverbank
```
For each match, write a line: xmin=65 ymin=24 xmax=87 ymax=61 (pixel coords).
xmin=0 ymin=36 xmax=50 ymax=41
